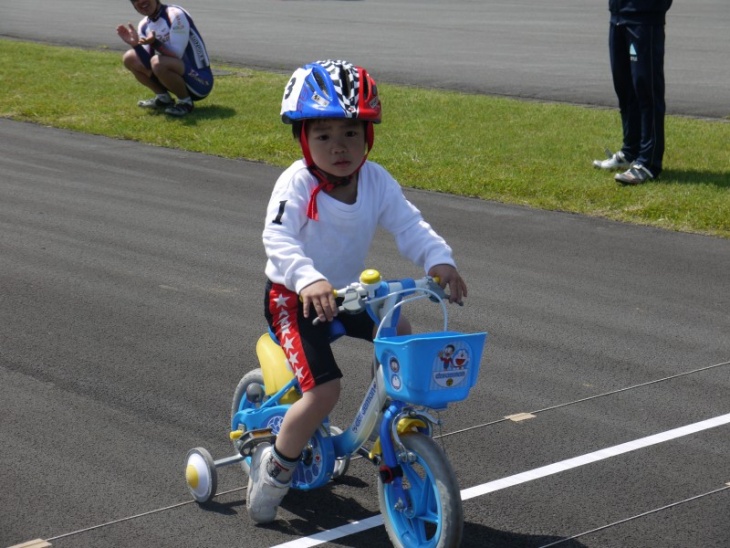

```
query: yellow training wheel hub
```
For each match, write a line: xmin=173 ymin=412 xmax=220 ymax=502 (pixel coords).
xmin=185 ymin=464 xmax=200 ymax=489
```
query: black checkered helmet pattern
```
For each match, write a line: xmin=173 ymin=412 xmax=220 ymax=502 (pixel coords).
xmin=318 ymin=60 xmax=360 ymax=116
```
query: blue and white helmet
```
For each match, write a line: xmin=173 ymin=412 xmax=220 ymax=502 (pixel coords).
xmin=280 ymin=60 xmax=381 ymax=124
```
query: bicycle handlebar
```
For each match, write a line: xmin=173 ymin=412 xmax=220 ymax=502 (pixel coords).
xmin=314 ymin=269 xmax=449 ymax=323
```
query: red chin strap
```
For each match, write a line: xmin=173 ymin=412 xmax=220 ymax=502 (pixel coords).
xmin=301 ymin=121 xmax=375 ymax=221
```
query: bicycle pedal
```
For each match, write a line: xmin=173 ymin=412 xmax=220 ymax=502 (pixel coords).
xmin=233 ymin=428 xmax=276 ymax=457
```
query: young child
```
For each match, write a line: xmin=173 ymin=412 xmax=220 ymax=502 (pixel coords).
xmin=250 ymin=59 xmax=468 ymax=523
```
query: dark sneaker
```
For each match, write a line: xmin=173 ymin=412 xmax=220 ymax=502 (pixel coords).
xmin=137 ymin=96 xmax=174 ymax=109
xmin=165 ymin=101 xmax=194 ymax=117
xmin=615 ymin=164 xmax=655 ymax=185
xmin=593 ymin=150 xmax=630 ymax=171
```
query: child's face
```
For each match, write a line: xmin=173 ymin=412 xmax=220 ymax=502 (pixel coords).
xmin=306 ymin=119 xmax=367 ymax=178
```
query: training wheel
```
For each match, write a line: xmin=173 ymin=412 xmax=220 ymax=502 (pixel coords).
xmin=185 ymin=447 xmax=217 ymax=504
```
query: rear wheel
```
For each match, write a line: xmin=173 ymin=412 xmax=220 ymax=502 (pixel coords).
xmin=378 ymin=433 xmax=463 ymax=548
xmin=229 ymin=369 xmax=335 ymax=489
xmin=230 ymin=369 xmax=267 ymax=474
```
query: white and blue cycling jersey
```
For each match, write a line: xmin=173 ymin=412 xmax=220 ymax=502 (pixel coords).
xmin=136 ymin=4 xmax=213 ymax=99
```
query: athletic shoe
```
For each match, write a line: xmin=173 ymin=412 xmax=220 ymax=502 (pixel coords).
xmin=246 ymin=444 xmax=290 ymax=524
xmin=593 ymin=150 xmax=630 ymax=171
xmin=137 ymin=96 xmax=174 ymax=109
xmin=165 ymin=101 xmax=194 ymax=117
xmin=615 ymin=164 xmax=655 ymax=185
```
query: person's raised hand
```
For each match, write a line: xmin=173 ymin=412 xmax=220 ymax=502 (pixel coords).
xmin=116 ymin=23 xmax=140 ymax=46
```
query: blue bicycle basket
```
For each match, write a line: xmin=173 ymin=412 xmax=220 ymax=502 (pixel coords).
xmin=374 ymin=331 xmax=487 ymax=408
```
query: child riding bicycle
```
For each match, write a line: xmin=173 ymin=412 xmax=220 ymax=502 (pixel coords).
xmin=251 ymin=59 xmax=468 ymax=524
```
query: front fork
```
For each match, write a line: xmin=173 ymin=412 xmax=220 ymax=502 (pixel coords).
xmin=377 ymin=402 xmax=440 ymax=515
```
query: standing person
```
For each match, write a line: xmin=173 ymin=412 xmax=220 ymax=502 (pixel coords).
xmin=116 ymin=0 xmax=213 ymax=117
xmin=250 ymin=60 xmax=468 ymax=524
xmin=593 ymin=0 xmax=672 ymax=185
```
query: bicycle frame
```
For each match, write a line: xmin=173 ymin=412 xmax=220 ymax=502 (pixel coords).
xmin=232 ymin=280 xmax=444 ymax=492
xmin=235 ymin=331 xmax=433 ymax=511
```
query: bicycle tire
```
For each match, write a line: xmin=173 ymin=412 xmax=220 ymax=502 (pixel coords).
xmin=230 ymin=368 xmax=267 ymax=474
xmin=378 ymin=433 xmax=463 ymax=548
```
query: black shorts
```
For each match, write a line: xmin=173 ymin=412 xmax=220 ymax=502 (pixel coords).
xmin=264 ymin=280 xmax=375 ymax=392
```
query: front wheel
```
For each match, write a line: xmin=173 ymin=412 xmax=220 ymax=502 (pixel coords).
xmin=378 ymin=433 xmax=463 ymax=548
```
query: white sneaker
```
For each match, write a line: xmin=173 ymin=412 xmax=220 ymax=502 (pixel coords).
xmin=593 ymin=150 xmax=630 ymax=171
xmin=137 ymin=95 xmax=174 ymax=109
xmin=615 ymin=163 xmax=655 ymax=185
xmin=246 ymin=444 xmax=291 ymax=524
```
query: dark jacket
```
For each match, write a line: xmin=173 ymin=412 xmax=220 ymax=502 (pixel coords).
xmin=609 ymin=0 xmax=672 ymax=25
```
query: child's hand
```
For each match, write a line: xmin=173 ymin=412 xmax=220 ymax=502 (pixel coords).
xmin=428 ymin=264 xmax=468 ymax=305
xmin=300 ymin=280 xmax=338 ymax=323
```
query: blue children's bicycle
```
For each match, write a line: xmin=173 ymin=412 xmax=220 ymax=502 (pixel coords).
xmin=185 ymin=268 xmax=487 ymax=547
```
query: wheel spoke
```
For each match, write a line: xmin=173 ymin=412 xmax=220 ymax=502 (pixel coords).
xmin=403 ymin=465 xmax=440 ymax=524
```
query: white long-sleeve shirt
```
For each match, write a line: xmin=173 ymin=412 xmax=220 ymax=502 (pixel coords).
xmin=263 ymin=160 xmax=456 ymax=293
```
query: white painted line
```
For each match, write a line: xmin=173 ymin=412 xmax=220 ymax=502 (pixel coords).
xmin=272 ymin=516 xmax=383 ymax=548
xmin=271 ymin=413 xmax=730 ymax=548
xmin=461 ymin=412 xmax=730 ymax=500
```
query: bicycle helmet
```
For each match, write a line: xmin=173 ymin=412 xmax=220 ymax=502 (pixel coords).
xmin=281 ymin=59 xmax=381 ymax=125
xmin=281 ymin=60 xmax=382 ymax=220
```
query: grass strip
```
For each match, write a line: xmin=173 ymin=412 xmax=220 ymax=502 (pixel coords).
xmin=1 ymin=39 xmax=728 ymax=238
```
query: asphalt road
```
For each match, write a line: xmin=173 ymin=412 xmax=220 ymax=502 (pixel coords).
xmin=2 ymin=118 xmax=729 ymax=547
xmin=1 ymin=1 xmax=730 ymax=548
